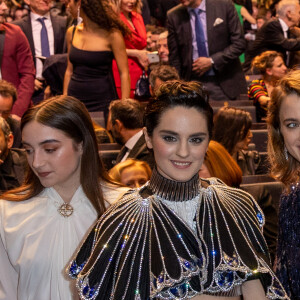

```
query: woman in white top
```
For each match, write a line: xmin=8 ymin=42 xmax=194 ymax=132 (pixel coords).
xmin=0 ymin=95 xmax=128 ymax=300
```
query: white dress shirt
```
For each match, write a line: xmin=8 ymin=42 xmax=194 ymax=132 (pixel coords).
xmin=0 ymin=184 xmax=128 ymax=300
xmin=30 ymin=11 xmax=54 ymax=79
xmin=121 ymin=130 xmax=143 ymax=162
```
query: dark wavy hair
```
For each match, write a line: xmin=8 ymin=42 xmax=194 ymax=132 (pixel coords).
xmin=212 ymin=106 xmax=252 ymax=155
xmin=144 ymin=80 xmax=213 ymax=139
xmin=1 ymin=95 xmax=112 ymax=216
xmin=81 ymin=0 xmax=129 ymax=36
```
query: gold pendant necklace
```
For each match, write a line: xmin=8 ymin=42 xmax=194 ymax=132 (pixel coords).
xmin=58 ymin=203 xmax=74 ymax=217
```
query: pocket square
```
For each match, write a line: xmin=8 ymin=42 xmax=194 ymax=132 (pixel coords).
xmin=213 ymin=18 xmax=224 ymax=26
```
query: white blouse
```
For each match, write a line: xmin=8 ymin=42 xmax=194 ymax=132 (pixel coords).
xmin=0 ymin=184 xmax=128 ymax=300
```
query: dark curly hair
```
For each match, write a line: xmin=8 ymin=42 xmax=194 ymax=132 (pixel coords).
xmin=81 ymin=0 xmax=129 ymax=36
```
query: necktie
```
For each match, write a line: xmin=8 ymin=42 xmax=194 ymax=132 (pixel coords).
xmin=116 ymin=146 xmax=128 ymax=163
xmin=193 ymin=9 xmax=208 ymax=57
xmin=37 ymin=17 xmax=50 ymax=58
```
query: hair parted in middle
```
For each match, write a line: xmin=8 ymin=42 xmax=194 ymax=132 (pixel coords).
xmin=1 ymin=95 xmax=112 ymax=216
xmin=144 ymin=80 xmax=213 ymax=138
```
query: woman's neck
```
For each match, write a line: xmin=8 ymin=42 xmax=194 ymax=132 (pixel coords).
xmin=148 ymin=168 xmax=199 ymax=202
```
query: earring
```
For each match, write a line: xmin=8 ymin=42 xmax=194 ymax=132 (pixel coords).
xmin=77 ymin=6 xmax=83 ymax=25
xmin=284 ymin=145 xmax=288 ymax=160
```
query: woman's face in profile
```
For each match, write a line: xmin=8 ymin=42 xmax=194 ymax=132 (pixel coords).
xmin=120 ymin=165 xmax=149 ymax=188
xmin=235 ymin=129 xmax=253 ymax=152
xmin=267 ymin=56 xmax=287 ymax=80
xmin=145 ymin=106 xmax=209 ymax=182
xmin=22 ymin=121 xmax=83 ymax=192
xmin=280 ymin=93 xmax=300 ymax=163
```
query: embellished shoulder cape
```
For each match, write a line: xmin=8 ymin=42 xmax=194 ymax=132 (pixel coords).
xmin=68 ymin=170 xmax=288 ymax=300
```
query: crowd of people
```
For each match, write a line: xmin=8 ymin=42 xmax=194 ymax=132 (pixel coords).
xmin=1 ymin=0 xmax=300 ymax=298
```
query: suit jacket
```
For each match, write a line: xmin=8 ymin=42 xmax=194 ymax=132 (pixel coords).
xmin=0 ymin=22 xmax=35 ymax=117
xmin=13 ymin=13 xmax=67 ymax=67
xmin=167 ymin=0 xmax=247 ymax=99
xmin=0 ymin=149 xmax=27 ymax=193
xmin=116 ymin=135 xmax=155 ymax=169
xmin=244 ymin=18 xmax=300 ymax=71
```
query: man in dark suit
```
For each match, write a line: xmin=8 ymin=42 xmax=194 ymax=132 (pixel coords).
xmin=108 ymin=99 xmax=154 ymax=169
xmin=0 ymin=0 xmax=35 ymax=118
xmin=13 ymin=0 xmax=67 ymax=103
xmin=244 ymin=0 xmax=300 ymax=72
xmin=0 ymin=117 xmax=27 ymax=194
xmin=167 ymin=0 xmax=247 ymax=100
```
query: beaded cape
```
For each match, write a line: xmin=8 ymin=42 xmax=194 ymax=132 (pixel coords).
xmin=68 ymin=170 xmax=288 ymax=300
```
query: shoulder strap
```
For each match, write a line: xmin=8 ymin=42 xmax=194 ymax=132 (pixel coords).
xmin=71 ymin=25 xmax=76 ymax=42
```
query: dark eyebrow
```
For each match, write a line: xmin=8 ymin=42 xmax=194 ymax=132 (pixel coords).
xmin=159 ymin=130 xmax=207 ymax=136
xmin=283 ymin=118 xmax=299 ymax=122
xmin=22 ymin=139 xmax=61 ymax=147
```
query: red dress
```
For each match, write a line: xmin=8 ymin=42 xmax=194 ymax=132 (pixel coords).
xmin=112 ymin=11 xmax=147 ymax=98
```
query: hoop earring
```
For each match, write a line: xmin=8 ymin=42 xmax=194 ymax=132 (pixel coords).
xmin=284 ymin=145 xmax=288 ymax=160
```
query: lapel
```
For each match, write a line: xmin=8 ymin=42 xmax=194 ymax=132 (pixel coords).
xmin=0 ymin=25 xmax=5 ymax=69
xmin=205 ymin=0 xmax=215 ymax=52
xmin=50 ymin=14 xmax=58 ymax=53
xmin=128 ymin=135 xmax=146 ymax=159
xmin=180 ymin=7 xmax=193 ymax=49
xmin=22 ymin=15 xmax=35 ymax=58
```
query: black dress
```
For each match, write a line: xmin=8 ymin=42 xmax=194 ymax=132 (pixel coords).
xmin=68 ymin=45 xmax=118 ymax=114
xmin=68 ymin=169 xmax=288 ymax=299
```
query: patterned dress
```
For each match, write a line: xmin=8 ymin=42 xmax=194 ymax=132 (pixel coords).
xmin=68 ymin=169 xmax=288 ymax=299
xmin=275 ymin=184 xmax=300 ymax=299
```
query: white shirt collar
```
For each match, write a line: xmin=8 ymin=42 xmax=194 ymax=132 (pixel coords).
xmin=124 ymin=130 xmax=143 ymax=150
xmin=30 ymin=11 xmax=51 ymax=22
xmin=278 ymin=18 xmax=289 ymax=32
xmin=188 ymin=0 xmax=206 ymax=13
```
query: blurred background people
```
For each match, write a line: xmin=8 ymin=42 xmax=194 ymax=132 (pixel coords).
xmin=109 ymin=158 xmax=151 ymax=188
xmin=249 ymin=51 xmax=287 ymax=122
xmin=0 ymin=117 xmax=27 ymax=194
xmin=64 ymin=0 xmax=130 ymax=121
xmin=108 ymin=98 xmax=154 ymax=168
xmin=244 ymin=0 xmax=300 ymax=72
xmin=157 ymin=30 xmax=169 ymax=63
xmin=213 ymin=106 xmax=260 ymax=175
xmin=0 ymin=80 xmax=22 ymax=148
xmin=268 ymin=69 xmax=300 ymax=298
xmin=13 ymin=0 xmax=67 ymax=104
xmin=111 ymin=0 xmax=149 ymax=99
xmin=149 ymin=64 xmax=179 ymax=96
xmin=0 ymin=1 xmax=35 ymax=119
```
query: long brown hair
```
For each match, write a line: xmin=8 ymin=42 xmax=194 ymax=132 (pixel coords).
xmin=267 ymin=70 xmax=300 ymax=187
xmin=1 ymin=96 xmax=112 ymax=216
xmin=212 ymin=106 xmax=252 ymax=155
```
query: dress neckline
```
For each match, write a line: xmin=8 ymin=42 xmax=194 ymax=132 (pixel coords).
xmin=148 ymin=168 xmax=200 ymax=202
xmin=71 ymin=44 xmax=113 ymax=54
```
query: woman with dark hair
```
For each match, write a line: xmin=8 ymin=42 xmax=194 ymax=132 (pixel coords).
xmin=248 ymin=51 xmax=287 ymax=122
xmin=0 ymin=96 xmax=128 ymax=299
xmin=213 ymin=106 xmax=259 ymax=175
xmin=68 ymin=81 xmax=287 ymax=300
xmin=111 ymin=0 xmax=149 ymax=99
xmin=268 ymin=69 xmax=300 ymax=298
xmin=63 ymin=0 xmax=130 ymax=117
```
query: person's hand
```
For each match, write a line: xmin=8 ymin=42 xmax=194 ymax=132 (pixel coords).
xmin=289 ymin=26 xmax=300 ymax=37
xmin=11 ymin=114 xmax=21 ymax=122
xmin=192 ymin=57 xmax=212 ymax=77
xmin=258 ymin=95 xmax=270 ymax=107
xmin=34 ymin=79 xmax=44 ymax=91
xmin=44 ymin=85 xmax=52 ymax=100
xmin=136 ymin=50 xmax=150 ymax=69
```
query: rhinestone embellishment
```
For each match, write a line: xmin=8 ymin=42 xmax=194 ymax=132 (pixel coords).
xmin=58 ymin=203 xmax=74 ymax=217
